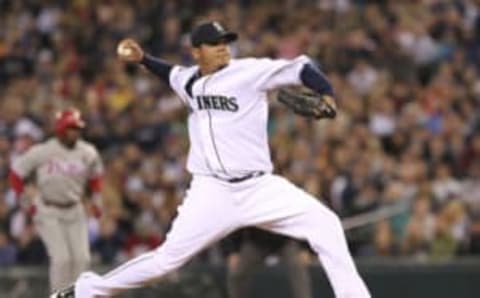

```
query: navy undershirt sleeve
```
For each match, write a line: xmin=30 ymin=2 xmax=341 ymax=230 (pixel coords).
xmin=141 ymin=54 xmax=173 ymax=84
xmin=300 ymin=63 xmax=334 ymax=96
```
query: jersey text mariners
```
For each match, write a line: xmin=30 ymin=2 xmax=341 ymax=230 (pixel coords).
xmin=169 ymin=56 xmax=310 ymax=179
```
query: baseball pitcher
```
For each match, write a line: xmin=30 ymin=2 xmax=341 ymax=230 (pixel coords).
xmin=52 ymin=22 xmax=370 ymax=298
xmin=9 ymin=108 xmax=103 ymax=293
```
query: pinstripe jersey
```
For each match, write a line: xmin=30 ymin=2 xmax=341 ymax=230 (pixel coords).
xmin=168 ymin=55 xmax=310 ymax=179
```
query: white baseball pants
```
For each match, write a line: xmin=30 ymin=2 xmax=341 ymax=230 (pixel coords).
xmin=75 ymin=174 xmax=370 ymax=298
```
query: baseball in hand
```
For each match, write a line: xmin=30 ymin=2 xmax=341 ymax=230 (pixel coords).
xmin=117 ymin=39 xmax=143 ymax=62
xmin=117 ymin=44 xmax=132 ymax=56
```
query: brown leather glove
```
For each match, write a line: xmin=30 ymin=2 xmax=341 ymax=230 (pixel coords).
xmin=277 ymin=87 xmax=337 ymax=120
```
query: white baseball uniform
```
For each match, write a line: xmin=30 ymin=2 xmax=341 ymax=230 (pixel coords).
xmin=12 ymin=138 xmax=103 ymax=291
xmin=74 ymin=56 xmax=371 ymax=298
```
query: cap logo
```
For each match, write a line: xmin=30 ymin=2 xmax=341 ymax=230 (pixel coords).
xmin=213 ymin=22 xmax=225 ymax=33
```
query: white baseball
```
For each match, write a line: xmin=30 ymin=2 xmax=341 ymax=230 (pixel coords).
xmin=118 ymin=45 xmax=132 ymax=56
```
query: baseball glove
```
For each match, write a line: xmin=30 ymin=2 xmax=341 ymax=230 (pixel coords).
xmin=277 ymin=87 xmax=337 ymax=119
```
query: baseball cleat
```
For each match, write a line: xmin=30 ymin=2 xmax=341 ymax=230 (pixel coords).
xmin=50 ymin=285 xmax=75 ymax=298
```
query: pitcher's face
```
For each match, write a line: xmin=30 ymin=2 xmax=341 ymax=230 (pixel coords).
xmin=192 ymin=41 xmax=231 ymax=71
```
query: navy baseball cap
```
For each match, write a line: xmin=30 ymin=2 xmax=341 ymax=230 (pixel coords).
xmin=191 ymin=22 xmax=238 ymax=47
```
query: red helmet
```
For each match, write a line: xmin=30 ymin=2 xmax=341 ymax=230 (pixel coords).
xmin=54 ymin=108 xmax=85 ymax=136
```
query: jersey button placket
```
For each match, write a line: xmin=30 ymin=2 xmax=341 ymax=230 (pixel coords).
xmin=195 ymin=75 xmax=222 ymax=176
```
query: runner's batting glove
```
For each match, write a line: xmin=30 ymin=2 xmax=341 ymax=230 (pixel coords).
xmin=90 ymin=193 xmax=103 ymax=219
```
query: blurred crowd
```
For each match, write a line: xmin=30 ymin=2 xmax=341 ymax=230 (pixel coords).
xmin=1 ymin=0 xmax=480 ymax=267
